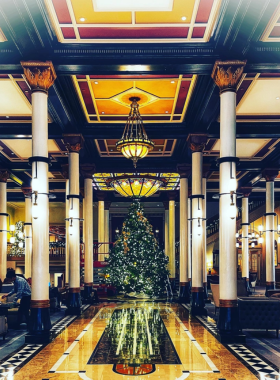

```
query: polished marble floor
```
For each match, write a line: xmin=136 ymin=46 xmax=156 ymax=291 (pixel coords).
xmin=8 ymin=302 xmax=260 ymax=380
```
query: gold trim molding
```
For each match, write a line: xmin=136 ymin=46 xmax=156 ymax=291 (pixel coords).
xmin=20 ymin=61 xmax=56 ymax=93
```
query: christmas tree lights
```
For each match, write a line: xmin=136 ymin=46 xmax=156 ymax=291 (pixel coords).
xmin=104 ymin=201 xmax=169 ymax=297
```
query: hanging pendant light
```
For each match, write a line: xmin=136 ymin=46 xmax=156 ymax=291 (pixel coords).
xmin=116 ymin=97 xmax=154 ymax=168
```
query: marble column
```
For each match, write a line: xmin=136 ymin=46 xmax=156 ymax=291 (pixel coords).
xmin=188 ymin=196 xmax=192 ymax=292
xmin=61 ymin=164 xmax=69 ymax=288
xmin=0 ymin=171 xmax=9 ymax=282
xmin=212 ymin=60 xmax=246 ymax=342
xmin=163 ymin=202 xmax=169 ymax=259
xmin=239 ymin=187 xmax=252 ymax=291
xmin=21 ymin=61 xmax=56 ymax=343
xmin=22 ymin=186 xmax=32 ymax=279
xmin=189 ymin=135 xmax=207 ymax=315
xmin=81 ymin=164 xmax=95 ymax=302
xmin=168 ymin=192 xmax=176 ymax=292
xmin=63 ymin=134 xmax=84 ymax=315
xmin=177 ymin=164 xmax=191 ymax=302
xmin=97 ymin=193 xmax=106 ymax=262
xmin=262 ymin=169 xmax=278 ymax=294
xmin=104 ymin=201 xmax=111 ymax=259
xmin=202 ymin=177 xmax=208 ymax=301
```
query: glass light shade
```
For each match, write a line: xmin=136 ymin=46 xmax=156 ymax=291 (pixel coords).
xmin=258 ymin=225 xmax=263 ymax=232
xmin=278 ymin=224 xmax=280 ymax=232
xmin=18 ymin=242 xmax=23 ymax=248
xmin=32 ymin=177 xmax=39 ymax=192
xmin=18 ymin=232 xmax=23 ymax=239
xmin=32 ymin=204 xmax=39 ymax=219
xmin=236 ymin=242 xmax=239 ymax=248
xmin=278 ymin=236 xmax=280 ymax=244
xmin=251 ymin=242 xmax=255 ymax=248
xmin=229 ymin=204 xmax=237 ymax=219
xmin=197 ymin=208 xmax=202 ymax=218
xmin=229 ymin=178 xmax=236 ymax=192
xmin=117 ymin=139 xmax=154 ymax=167
xmin=110 ymin=176 xmax=164 ymax=199
xmin=235 ymin=232 xmax=239 ymax=238
xmin=252 ymin=232 xmax=255 ymax=237
xmin=258 ymin=237 xmax=264 ymax=244
xmin=10 ymin=225 xmax=15 ymax=232
xmin=10 ymin=237 xmax=15 ymax=244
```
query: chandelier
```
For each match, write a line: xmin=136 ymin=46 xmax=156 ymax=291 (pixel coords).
xmin=107 ymin=175 xmax=166 ymax=199
xmin=116 ymin=97 xmax=154 ymax=168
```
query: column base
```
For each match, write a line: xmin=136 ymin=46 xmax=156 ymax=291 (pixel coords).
xmin=82 ymin=284 xmax=94 ymax=304
xmin=179 ymin=282 xmax=190 ymax=303
xmin=191 ymin=288 xmax=207 ymax=315
xmin=66 ymin=289 xmax=82 ymax=315
xmin=25 ymin=304 xmax=52 ymax=344
xmin=217 ymin=301 xmax=245 ymax=343
xmin=265 ymin=281 xmax=275 ymax=296
xmin=203 ymin=282 xmax=211 ymax=303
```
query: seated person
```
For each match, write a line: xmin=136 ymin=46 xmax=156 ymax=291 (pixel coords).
xmin=2 ymin=270 xmax=31 ymax=329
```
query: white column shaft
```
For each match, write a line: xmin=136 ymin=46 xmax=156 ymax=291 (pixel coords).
xmin=219 ymin=90 xmax=237 ymax=301
xmin=165 ymin=210 xmax=169 ymax=257
xmin=24 ymin=197 xmax=32 ymax=279
xmin=241 ymin=197 xmax=249 ymax=279
xmin=0 ymin=183 xmax=7 ymax=281
xmin=192 ymin=151 xmax=203 ymax=288
xmin=266 ymin=181 xmax=275 ymax=283
xmin=31 ymin=91 xmax=49 ymax=301
xmin=65 ymin=179 xmax=69 ymax=285
xmin=169 ymin=200 xmax=175 ymax=278
xmin=104 ymin=209 xmax=109 ymax=257
xmin=69 ymin=152 xmax=80 ymax=289
xmin=98 ymin=201 xmax=105 ymax=260
xmin=84 ymin=178 xmax=93 ymax=284
xmin=180 ymin=177 xmax=188 ymax=283
xmin=188 ymin=198 xmax=192 ymax=280
xmin=202 ymin=178 xmax=207 ymax=283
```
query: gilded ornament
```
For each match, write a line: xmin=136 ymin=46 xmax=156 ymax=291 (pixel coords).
xmin=21 ymin=61 xmax=56 ymax=93
xmin=211 ymin=60 xmax=246 ymax=94
xmin=0 ymin=170 xmax=9 ymax=183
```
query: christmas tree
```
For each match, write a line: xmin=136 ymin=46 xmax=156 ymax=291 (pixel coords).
xmin=9 ymin=221 xmax=25 ymax=256
xmin=104 ymin=201 xmax=169 ymax=298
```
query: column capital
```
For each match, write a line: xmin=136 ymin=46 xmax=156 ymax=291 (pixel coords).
xmin=21 ymin=185 xmax=32 ymax=198
xmin=202 ymin=164 xmax=212 ymax=179
xmin=21 ymin=61 xmax=56 ymax=93
xmin=262 ymin=169 xmax=279 ymax=182
xmin=96 ymin=191 xmax=107 ymax=202
xmin=167 ymin=191 xmax=177 ymax=201
xmin=60 ymin=164 xmax=69 ymax=179
xmin=80 ymin=163 xmax=96 ymax=179
xmin=177 ymin=164 xmax=191 ymax=178
xmin=104 ymin=201 xmax=111 ymax=210
xmin=63 ymin=134 xmax=84 ymax=153
xmin=211 ymin=60 xmax=246 ymax=94
xmin=163 ymin=201 xmax=169 ymax=210
xmin=238 ymin=187 xmax=252 ymax=198
xmin=0 ymin=170 xmax=9 ymax=183
xmin=187 ymin=134 xmax=208 ymax=152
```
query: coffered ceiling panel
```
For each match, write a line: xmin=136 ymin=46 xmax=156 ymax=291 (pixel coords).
xmin=73 ymin=75 xmax=197 ymax=123
xmin=45 ymin=0 xmax=221 ymax=43
xmin=261 ymin=2 xmax=280 ymax=42
xmin=96 ymin=139 xmax=176 ymax=157
xmin=0 ymin=28 xmax=7 ymax=42
xmin=204 ymin=138 xmax=279 ymax=161
xmin=236 ymin=74 xmax=280 ymax=122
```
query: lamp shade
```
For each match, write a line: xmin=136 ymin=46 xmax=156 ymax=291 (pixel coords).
xmin=108 ymin=175 xmax=166 ymax=199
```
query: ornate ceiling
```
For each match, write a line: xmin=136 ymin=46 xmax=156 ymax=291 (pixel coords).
xmin=45 ymin=0 xmax=221 ymax=43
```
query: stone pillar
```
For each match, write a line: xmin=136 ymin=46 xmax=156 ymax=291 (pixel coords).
xmin=188 ymin=194 xmax=192 ymax=286
xmin=81 ymin=164 xmax=95 ymax=302
xmin=21 ymin=61 xmax=56 ymax=343
xmin=262 ymin=169 xmax=278 ymax=294
xmin=63 ymin=134 xmax=84 ymax=315
xmin=168 ymin=192 xmax=177 ymax=292
xmin=104 ymin=201 xmax=111 ymax=259
xmin=163 ymin=201 xmax=169 ymax=258
xmin=239 ymin=187 xmax=252 ymax=290
xmin=97 ymin=192 xmax=106 ymax=261
xmin=177 ymin=164 xmax=191 ymax=302
xmin=0 ymin=170 xmax=9 ymax=282
xmin=202 ymin=165 xmax=211 ymax=302
xmin=22 ymin=186 xmax=32 ymax=279
xmin=212 ymin=60 xmax=246 ymax=342
xmin=61 ymin=164 xmax=69 ymax=288
xmin=189 ymin=135 xmax=207 ymax=315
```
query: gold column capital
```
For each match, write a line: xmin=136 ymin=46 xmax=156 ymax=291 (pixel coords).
xmin=63 ymin=134 xmax=84 ymax=153
xmin=211 ymin=60 xmax=246 ymax=94
xmin=0 ymin=170 xmax=10 ymax=183
xmin=177 ymin=163 xmax=191 ymax=178
xmin=21 ymin=61 xmax=56 ymax=93
xmin=187 ymin=134 xmax=208 ymax=152
xmin=21 ymin=185 xmax=32 ymax=197
xmin=262 ymin=168 xmax=279 ymax=182
xmin=238 ymin=187 xmax=252 ymax=198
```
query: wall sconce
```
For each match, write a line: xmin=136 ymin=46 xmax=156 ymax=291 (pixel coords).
xmin=0 ymin=213 xmax=15 ymax=242
xmin=65 ymin=195 xmax=83 ymax=235
xmin=189 ymin=195 xmax=205 ymax=236
xmin=257 ymin=213 xmax=280 ymax=245
xmin=115 ymin=228 xmax=119 ymax=234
